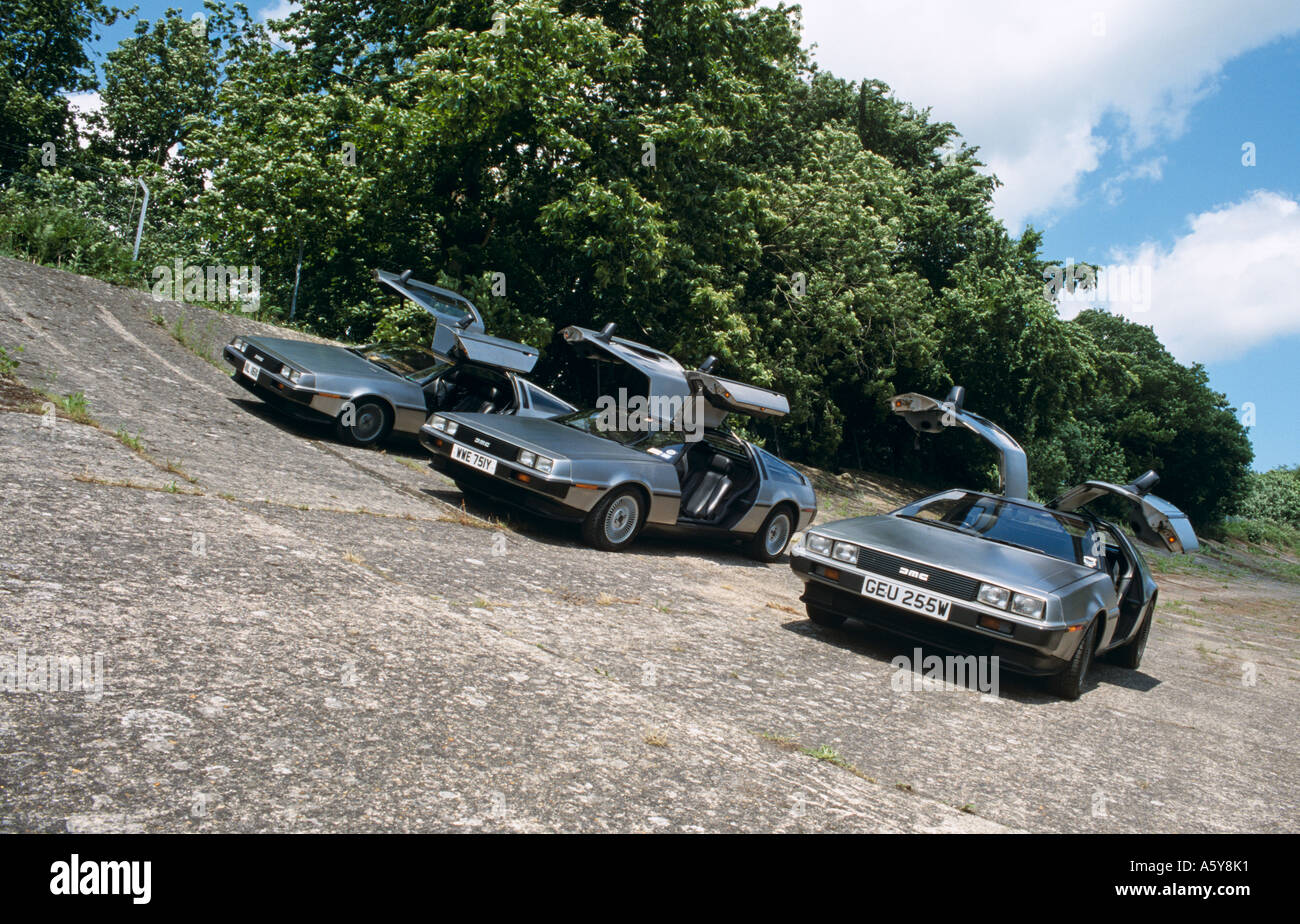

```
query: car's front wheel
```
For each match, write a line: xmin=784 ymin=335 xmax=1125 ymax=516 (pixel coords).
xmin=745 ymin=506 xmax=794 ymax=562
xmin=581 ymin=486 xmax=645 ymax=551
xmin=1046 ymin=617 xmax=1097 ymax=700
xmin=335 ymin=398 xmax=391 ymax=447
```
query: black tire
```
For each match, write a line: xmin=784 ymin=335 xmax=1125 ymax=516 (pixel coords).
xmin=1108 ymin=603 xmax=1153 ymax=670
xmin=580 ymin=486 xmax=645 ymax=551
xmin=806 ymin=604 xmax=846 ymax=629
xmin=335 ymin=397 xmax=392 ymax=447
xmin=1046 ymin=617 xmax=1098 ymax=700
xmin=746 ymin=506 xmax=795 ymax=562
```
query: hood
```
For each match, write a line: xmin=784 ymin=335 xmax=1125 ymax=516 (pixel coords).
xmin=810 ymin=514 xmax=1095 ymax=594
xmin=244 ymin=337 xmax=391 ymax=379
xmin=442 ymin=412 xmax=653 ymax=463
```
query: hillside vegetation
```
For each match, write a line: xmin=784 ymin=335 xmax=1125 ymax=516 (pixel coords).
xmin=0 ymin=0 xmax=1261 ymax=525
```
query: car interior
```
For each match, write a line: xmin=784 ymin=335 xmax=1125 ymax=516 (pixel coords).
xmin=672 ymin=435 xmax=760 ymax=526
xmin=425 ymin=365 xmax=516 ymax=415
xmin=1099 ymin=528 xmax=1141 ymax=602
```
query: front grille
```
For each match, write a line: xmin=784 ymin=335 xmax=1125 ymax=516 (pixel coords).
xmin=453 ymin=425 xmax=518 ymax=459
xmin=856 ymin=547 xmax=980 ymax=601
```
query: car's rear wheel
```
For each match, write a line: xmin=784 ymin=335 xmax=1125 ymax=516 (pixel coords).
xmin=806 ymin=603 xmax=846 ymax=629
xmin=1046 ymin=617 xmax=1098 ymax=700
xmin=746 ymin=506 xmax=795 ymax=562
xmin=1108 ymin=602 xmax=1153 ymax=670
xmin=335 ymin=398 xmax=391 ymax=447
xmin=581 ymin=486 xmax=644 ymax=551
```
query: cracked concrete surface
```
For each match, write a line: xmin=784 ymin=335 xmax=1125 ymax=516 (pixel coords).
xmin=0 ymin=256 xmax=1296 ymax=832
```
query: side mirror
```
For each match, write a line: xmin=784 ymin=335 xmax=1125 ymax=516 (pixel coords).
xmin=698 ymin=355 xmax=717 ymax=374
xmin=598 ymin=322 xmax=616 ymax=341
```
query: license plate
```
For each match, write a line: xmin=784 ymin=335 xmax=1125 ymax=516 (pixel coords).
xmin=861 ymin=574 xmax=953 ymax=620
xmin=451 ymin=443 xmax=497 ymax=475
xmin=242 ymin=359 xmax=260 ymax=380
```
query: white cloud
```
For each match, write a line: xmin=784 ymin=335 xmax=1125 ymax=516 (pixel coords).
xmin=256 ymin=1 xmax=303 ymax=49
xmin=65 ymin=90 xmax=102 ymax=115
xmin=64 ymin=91 xmax=103 ymax=146
xmin=1057 ymin=191 xmax=1300 ymax=362
xmin=258 ymin=0 xmax=300 ymax=21
xmin=1098 ymin=156 xmax=1166 ymax=206
xmin=786 ymin=0 xmax=1300 ymax=228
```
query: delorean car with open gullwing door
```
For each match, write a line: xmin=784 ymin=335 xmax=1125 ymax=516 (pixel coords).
xmin=222 ymin=269 xmax=573 ymax=445
xmin=419 ymin=323 xmax=818 ymax=560
xmin=790 ymin=386 xmax=1198 ymax=699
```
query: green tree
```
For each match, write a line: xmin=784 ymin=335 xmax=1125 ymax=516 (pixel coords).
xmin=0 ymin=0 xmax=127 ymax=173
xmin=1068 ymin=310 xmax=1253 ymax=523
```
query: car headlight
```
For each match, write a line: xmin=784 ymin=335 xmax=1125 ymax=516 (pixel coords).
xmin=1009 ymin=592 xmax=1045 ymax=619
xmin=977 ymin=583 xmax=1011 ymax=609
xmin=516 ymin=450 xmax=554 ymax=474
xmin=444 ymin=419 xmax=458 ymax=436
xmin=832 ymin=541 xmax=858 ymax=563
xmin=232 ymin=337 xmax=246 ymax=351
xmin=806 ymin=533 xmax=833 ymax=556
xmin=430 ymin=415 xmax=448 ymax=431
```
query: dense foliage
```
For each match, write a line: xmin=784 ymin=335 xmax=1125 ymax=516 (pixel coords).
xmin=0 ymin=0 xmax=1258 ymax=524
xmin=1238 ymin=466 xmax=1300 ymax=525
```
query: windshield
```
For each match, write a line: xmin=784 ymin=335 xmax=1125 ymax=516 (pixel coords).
xmin=352 ymin=343 xmax=450 ymax=381
xmin=894 ymin=490 xmax=1101 ymax=567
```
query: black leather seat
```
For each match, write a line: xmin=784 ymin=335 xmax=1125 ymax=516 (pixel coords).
xmin=450 ymin=384 xmax=501 ymax=414
xmin=681 ymin=455 xmax=732 ymax=520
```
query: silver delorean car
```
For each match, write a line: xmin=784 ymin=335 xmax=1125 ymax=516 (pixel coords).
xmin=418 ymin=323 xmax=818 ymax=559
xmin=222 ymin=269 xmax=573 ymax=444
xmin=790 ymin=387 xmax=1198 ymax=699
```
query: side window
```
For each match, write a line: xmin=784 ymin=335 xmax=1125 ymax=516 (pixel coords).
xmin=526 ymin=385 xmax=572 ymax=417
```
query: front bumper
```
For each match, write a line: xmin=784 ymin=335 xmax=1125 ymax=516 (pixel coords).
xmin=419 ymin=425 xmax=590 ymax=520
xmin=790 ymin=547 xmax=1081 ymax=675
xmin=223 ymin=345 xmax=342 ymax=423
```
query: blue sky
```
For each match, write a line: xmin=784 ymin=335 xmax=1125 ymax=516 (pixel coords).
xmin=74 ymin=2 xmax=1299 ymax=468
xmin=1044 ymin=37 xmax=1299 ymax=471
